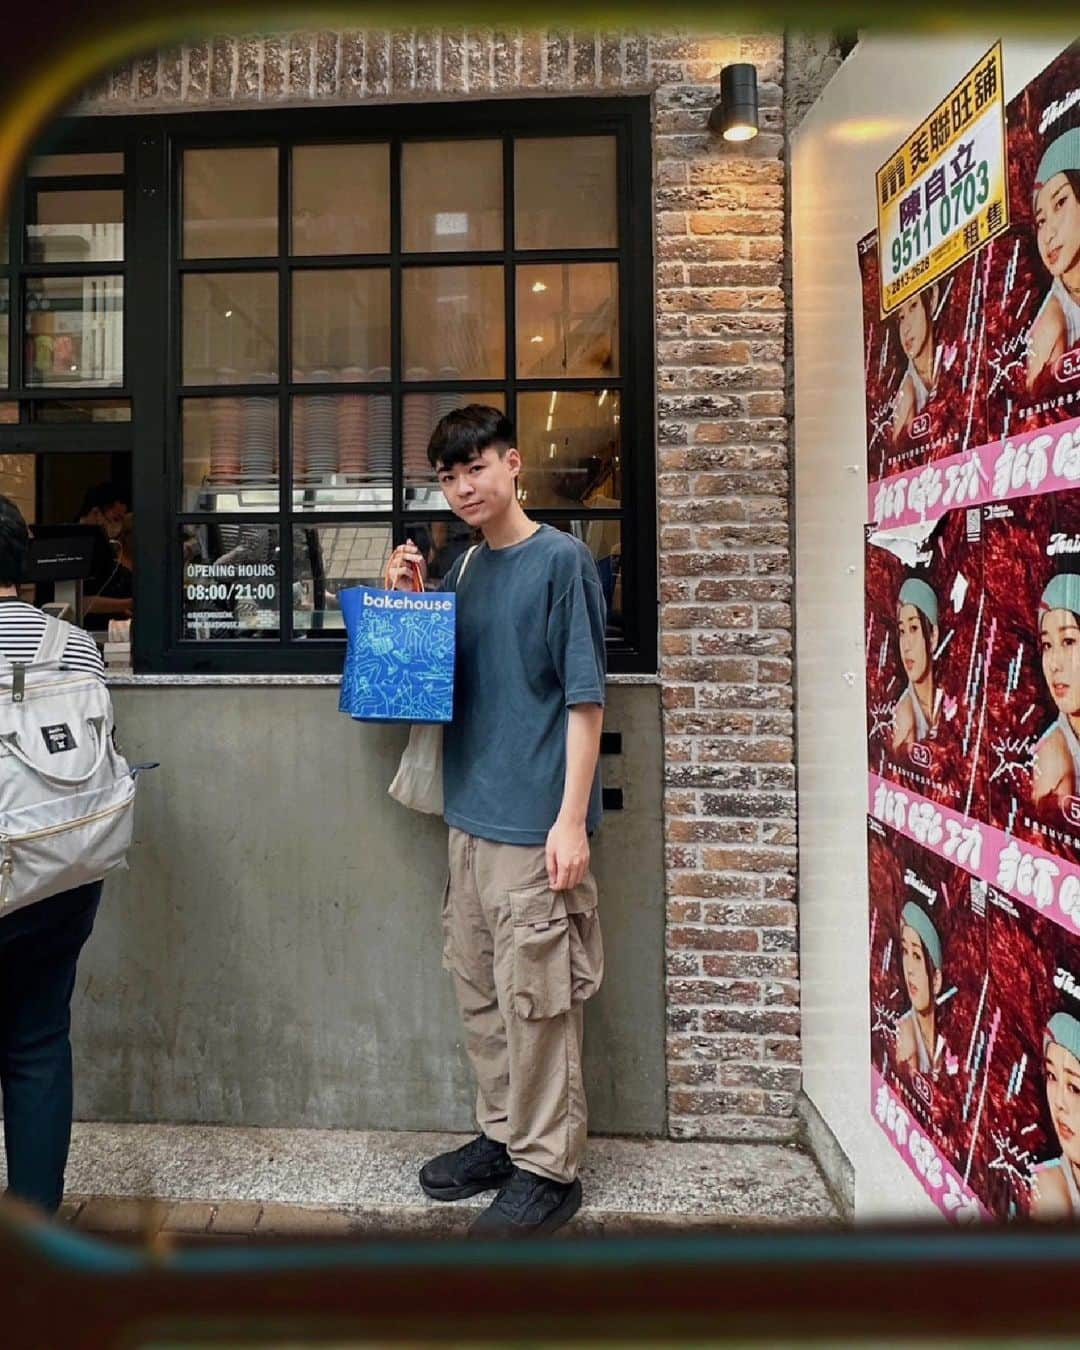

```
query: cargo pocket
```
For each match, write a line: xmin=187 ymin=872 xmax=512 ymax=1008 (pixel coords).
xmin=440 ymin=875 xmax=455 ymax=972
xmin=508 ymin=875 xmax=601 ymax=1020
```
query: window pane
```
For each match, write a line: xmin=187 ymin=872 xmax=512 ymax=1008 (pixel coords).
xmin=517 ymin=389 xmax=621 ymax=509
xmin=293 ymin=523 xmax=392 ymax=635
xmin=29 ymin=153 xmax=124 ymax=177
xmin=182 ymin=273 xmax=278 ymax=386
xmin=402 ymin=141 xmax=503 ymax=253
xmin=32 ymin=399 xmax=130 ymax=423
xmin=292 ymin=270 xmax=390 ymax=382
xmin=0 ymin=280 xmax=8 ymax=387
xmin=548 ymin=518 xmax=623 ymax=640
xmin=0 ymin=404 xmax=17 ymax=424
xmin=516 ymin=263 xmax=618 ymax=378
xmin=28 ymin=189 xmax=123 ymax=263
xmin=25 ymin=276 xmax=123 ymax=387
xmin=291 ymin=393 xmax=391 ymax=511
xmin=515 ymin=137 xmax=617 ymax=249
xmin=403 ymin=267 xmax=504 ymax=381
xmin=292 ymin=144 xmax=389 ymax=255
xmin=403 ymin=519 xmax=476 ymax=584
xmin=182 ymin=397 xmax=279 ymax=512
xmin=183 ymin=148 xmax=278 ymax=259
xmin=403 ymin=390 xmax=506 ymax=509
xmin=181 ymin=523 xmax=279 ymax=639
xmin=0 ymin=454 xmax=33 ymax=521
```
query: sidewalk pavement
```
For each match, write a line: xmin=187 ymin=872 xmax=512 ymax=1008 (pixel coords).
xmin=40 ymin=1122 xmax=841 ymax=1242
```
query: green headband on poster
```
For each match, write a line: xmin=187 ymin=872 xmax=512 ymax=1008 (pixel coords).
xmin=1039 ymin=573 xmax=1080 ymax=627
xmin=1046 ymin=1011 xmax=1080 ymax=1065
xmin=1034 ymin=128 xmax=1080 ymax=200
xmin=898 ymin=577 xmax=938 ymax=629
xmin=900 ymin=901 xmax=942 ymax=970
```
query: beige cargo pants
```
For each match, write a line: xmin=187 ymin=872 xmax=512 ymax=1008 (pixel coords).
xmin=442 ymin=827 xmax=604 ymax=1183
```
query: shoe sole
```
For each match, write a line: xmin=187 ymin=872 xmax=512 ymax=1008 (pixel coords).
xmin=418 ymin=1169 xmax=514 ymax=1202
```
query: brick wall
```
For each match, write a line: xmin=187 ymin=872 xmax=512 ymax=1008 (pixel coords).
xmin=81 ymin=28 xmax=798 ymax=1143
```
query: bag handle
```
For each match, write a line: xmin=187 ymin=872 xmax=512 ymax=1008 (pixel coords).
xmin=383 ymin=543 xmax=479 ymax=595
xmin=0 ymin=717 xmax=110 ymax=787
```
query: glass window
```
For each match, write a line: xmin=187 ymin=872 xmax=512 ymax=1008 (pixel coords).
xmin=293 ymin=523 xmax=392 ymax=635
xmin=182 ymin=397 xmax=279 ymax=512
xmin=29 ymin=153 xmax=124 ymax=177
xmin=28 ymin=188 xmax=124 ymax=263
xmin=152 ymin=108 xmax=650 ymax=670
xmin=0 ymin=453 xmax=34 ymax=520
xmin=402 ymin=141 xmax=502 ymax=253
xmin=25 ymin=276 xmax=124 ymax=387
xmin=403 ymin=390 xmax=506 ymax=508
xmin=292 ymin=144 xmax=389 ymax=256
xmin=517 ymin=389 xmax=621 ymax=509
xmin=291 ymin=270 xmax=391 ymax=382
xmin=182 ymin=272 xmax=278 ymax=386
xmin=183 ymin=147 xmax=278 ymax=258
xmin=181 ymin=523 xmax=280 ymax=639
xmin=291 ymin=393 xmax=392 ymax=510
xmin=515 ymin=137 xmax=617 ymax=250
xmin=402 ymin=266 xmax=504 ymax=381
xmin=0 ymin=404 xmax=17 ymax=424
xmin=32 ymin=399 xmax=131 ymax=423
xmin=516 ymin=263 xmax=618 ymax=378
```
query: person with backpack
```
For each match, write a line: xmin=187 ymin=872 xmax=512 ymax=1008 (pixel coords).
xmin=386 ymin=406 xmax=606 ymax=1238
xmin=0 ymin=496 xmax=130 ymax=1215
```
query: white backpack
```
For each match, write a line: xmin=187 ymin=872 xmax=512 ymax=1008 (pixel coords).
xmin=0 ymin=616 xmax=137 ymax=917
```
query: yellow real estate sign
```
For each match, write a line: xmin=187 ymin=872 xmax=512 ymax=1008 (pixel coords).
xmin=876 ymin=42 xmax=1008 ymax=316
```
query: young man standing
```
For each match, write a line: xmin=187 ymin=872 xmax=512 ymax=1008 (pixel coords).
xmin=387 ymin=406 xmax=606 ymax=1238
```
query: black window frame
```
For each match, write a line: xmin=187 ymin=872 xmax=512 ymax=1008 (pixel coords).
xmin=15 ymin=97 xmax=656 ymax=675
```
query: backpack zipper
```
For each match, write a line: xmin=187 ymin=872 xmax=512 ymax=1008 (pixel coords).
xmin=0 ymin=795 xmax=133 ymax=907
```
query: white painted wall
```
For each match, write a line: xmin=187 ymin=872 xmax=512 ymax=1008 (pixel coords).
xmin=792 ymin=32 xmax=1071 ymax=1219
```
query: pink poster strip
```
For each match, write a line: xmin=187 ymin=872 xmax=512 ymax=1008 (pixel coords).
xmin=870 ymin=1067 xmax=990 ymax=1223
xmin=868 ymin=771 xmax=1080 ymax=938
xmin=867 ymin=414 xmax=1080 ymax=530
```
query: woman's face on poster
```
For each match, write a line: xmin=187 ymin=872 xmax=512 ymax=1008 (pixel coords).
xmin=1045 ymin=1040 xmax=1080 ymax=1166
xmin=898 ymin=603 xmax=931 ymax=684
xmin=1035 ymin=172 xmax=1080 ymax=279
xmin=1040 ymin=609 xmax=1080 ymax=715
xmin=897 ymin=293 xmax=932 ymax=361
xmin=900 ymin=924 xmax=936 ymax=1015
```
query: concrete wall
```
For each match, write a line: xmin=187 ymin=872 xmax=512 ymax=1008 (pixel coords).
xmin=72 ymin=682 xmax=665 ymax=1135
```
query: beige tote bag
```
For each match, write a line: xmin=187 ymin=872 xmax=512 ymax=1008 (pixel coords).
xmin=388 ymin=544 xmax=478 ymax=814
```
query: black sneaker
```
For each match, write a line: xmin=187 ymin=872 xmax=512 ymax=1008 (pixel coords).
xmin=419 ymin=1134 xmax=514 ymax=1201
xmin=468 ymin=1166 xmax=582 ymax=1238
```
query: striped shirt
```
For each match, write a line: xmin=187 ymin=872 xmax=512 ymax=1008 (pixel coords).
xmin=0 ymin=599 xmax=105 ymax=677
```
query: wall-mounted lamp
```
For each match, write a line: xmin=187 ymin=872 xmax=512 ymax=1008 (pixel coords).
xmin=707 ymin=63 xmax=759 ymax=142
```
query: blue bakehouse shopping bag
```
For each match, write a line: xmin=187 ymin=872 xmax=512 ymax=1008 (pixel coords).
xmin=338 ymin=561 xmax=456 ymax=723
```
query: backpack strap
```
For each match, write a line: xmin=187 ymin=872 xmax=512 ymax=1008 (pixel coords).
xmin=457 ymin=544 xmax=480 ymax=588
xmin=32 ymin=614 xmax=72 ymax=668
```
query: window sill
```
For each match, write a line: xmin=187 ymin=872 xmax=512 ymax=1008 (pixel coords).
xmin=106 ymin=672 xmax=660 ymax=688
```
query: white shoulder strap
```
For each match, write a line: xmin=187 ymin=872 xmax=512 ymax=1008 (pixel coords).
xmin=33 ymin=614 xmax=72 ymax=668
xmin=457 ymin=544 xmax=480 ymax=587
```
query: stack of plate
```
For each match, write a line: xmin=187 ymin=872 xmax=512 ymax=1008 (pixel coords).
xmin=367 ymin=367 xmax=392 ymax=482
xmin=305 ymin=371 xmax=338 ymax=480
xmin=292 ymin=398 xmax=307 ymax=480
xmin=209 ymin=397 xmax=243 ymax=482
xmin=242 ymin=391 xmax=277 ymax=485
xmin=338 ymin=394 xmax=369 ymax=477
xmin=404 ymin=371 xmax=434 ymax=482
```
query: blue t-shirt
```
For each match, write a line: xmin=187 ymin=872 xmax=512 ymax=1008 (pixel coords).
xmin=442 ymin=524 xmax=607 ymax=845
